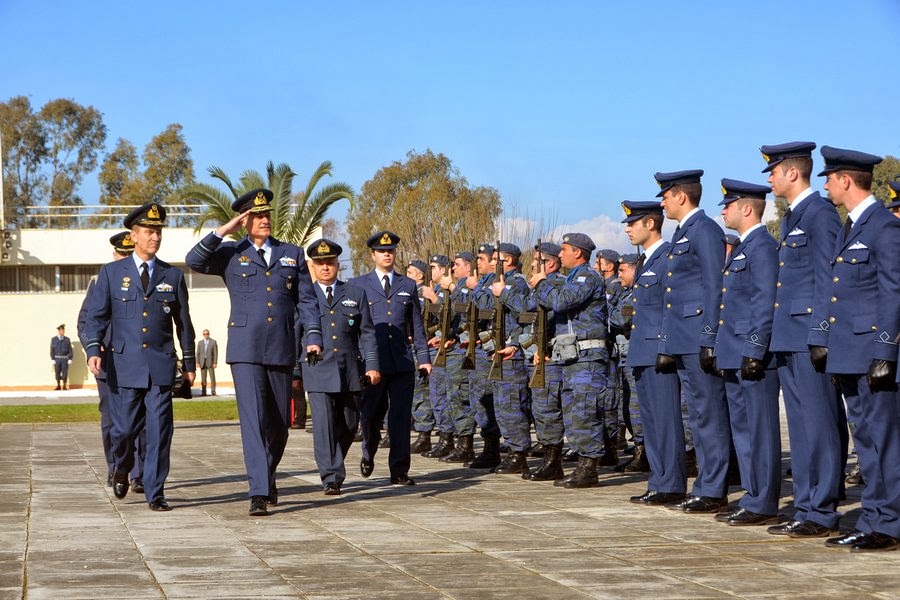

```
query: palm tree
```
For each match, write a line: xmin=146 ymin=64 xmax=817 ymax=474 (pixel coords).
xmin=178 ymin=160 xmax=353 ymax=244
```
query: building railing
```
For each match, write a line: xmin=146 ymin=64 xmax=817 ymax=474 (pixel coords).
xmin=10 ymin=204 xmax=205 ymax=229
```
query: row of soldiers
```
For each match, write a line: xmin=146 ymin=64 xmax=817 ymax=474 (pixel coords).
xmin=400 ymin=142 xmax=900 ymax=553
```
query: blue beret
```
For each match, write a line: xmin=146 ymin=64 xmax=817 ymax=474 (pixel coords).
xmin=124 ymin=202 xmax=166 ymax=229
xmin=621 ymin=200 xmax=664 ymax=223
xmin=455 ymin=251 xmax=476 ymax=263
xmin=366 ymin=230 xmax=400 ymax=250
xmin=719 ymin=178 xmax=771 ymax=205
xmin=561 ymin=232 xmax=596 ymax=254
xmin=817 ymin=146 xmax=882 ymax=176
xmin=109 ymin=231 xmax=135 ymax=253
xmin=477 ymin=243 xmax=495 ymax=256
xmin=497 ymin=242 xmax=521 ymax=258
xmin=619 ymin=252 xmax=640 ymax=265
xmin=534 ymin=241 xmax=561 ymax=257
xmin=654 ymin=169 xmax=704 ymax=197
xmin=408 ymin=259 xmax=429 ymax=275
xmin=888 ymin=180 xmax=900 ymax=209
xmin=759 ymin=141 xmax=816 ymax=173
xmin=429 ymin=254 xmax=451 ymax=267
xmin=597 ymin=249 xmax=620 ymax=263
xmin=232 ymin=188 xmax=274 ymax=213
xmin=306 ymin=238 xmax=342 ymax=259
xmin=724 ymin=234 xmax=740 ymax=246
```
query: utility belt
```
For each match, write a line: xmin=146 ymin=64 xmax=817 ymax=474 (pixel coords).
xmin=549 ymin=335 xmax=604 ymax=363
xmin=53 ymin=355 xmax=69 ymax=359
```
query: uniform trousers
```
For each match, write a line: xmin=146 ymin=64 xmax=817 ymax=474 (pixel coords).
xmin=633 ymin=365 xmax=686 ymax=493
xmin=621 ymin=365 xmax=642 ymax=444
xmin=360 ymin=370 xmax=416 ymax=477
xmin=491 ymin=358 xmax=531 ymax=451
xmin=308 ymin=391 xmax=359 ymax=486
xmin=530 ymin=363 xmax=565 ymax=446
xmin=723 ymin=369 xmax=782 ymax=515
xmin=445 ymin=353 xmax=475 ymax=436
xmin=411 ymin=367 xmax=434 ymax=433
xmin=231 ymin=363 xmax=292 ymax=498
xmin=560 ymin=360 xmax=607 ymax=458
xmin=777 ymin=351 xmax=847 ymax=528
xmin=54 ymin=358 xmax=69 ymax=384
xmin=429 ymin=365 xmax=452 ymax=434
xmin=97 ymin=377 xmax=145 ymax=479
xmin=108 ymin=383 xmax=172 ymax=503
xmin=470 ymin=350 xmax=501 ymax=439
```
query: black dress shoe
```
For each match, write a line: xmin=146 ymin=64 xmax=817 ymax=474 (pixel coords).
xmin=360 ymin=458 xmax=374 ymax=478
xmin=390 ymin=474 xmax=415 ymax=486
xmin=323 ymin=482 xmax=341 ymax=496
xmin=725 ymin=508 xmax=779 ymax=526
xmin=824 ymin=530 xmax=869 ymax=548
xmin=850 ymin=531 xmax=900 ymax=552
xmin=714 ymin=509 xmax=739 ymax=523
xmin=249 ymin=496 xmax=269 ymax=516
xmin=112 ymin=472 xmax=129 ymax=499
xmin=787 ymin=521 xmax=839 ymax=538
xmin=767 ymin=519 xmax=802 ymax=535
xmin=148 ymin=498 xmax=171 ymax=511
xmin=629 ymin=490 xmax=686 ymax=505
xmin=673 ymin=496 xmax=729 ymax=513
xmin=130 ymin=478 xmax=144 ymax=494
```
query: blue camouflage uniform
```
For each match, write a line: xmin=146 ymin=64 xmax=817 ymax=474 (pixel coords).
xmin=428 ymin=283 xmax=453 ymax=438
xmin=411 ymin=280 xmax=436 ymax=434
xmin=445 ymin=275 xmax=476 ymax=438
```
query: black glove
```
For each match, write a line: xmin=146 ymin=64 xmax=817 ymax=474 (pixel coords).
xmin=699 ymin=347 xmax=719 ymax=375
xmin=809 ymin=345 xmax=828 ymax=373
xmin=741 ymin=356 xmax=765 ymax=381
xmin=867 ymin=359 xmax=897 ymax=393
xmin=655 ymin=353 xmax=676 ymax=374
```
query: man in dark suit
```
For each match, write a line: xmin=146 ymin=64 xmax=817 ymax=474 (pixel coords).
xmin=185 ymin=188 xmax=323 ymax=516
xmin=713 ymin=179 xmax=781 ymax=526
xmin=817 ymin=147 xmax=900 ymax=552
xmin=196 ymin=329 xmax=218 ymax=396
xmin=50 ymin=324 xmax=73 ymax=390
xmin=350 ymin=231 xmax=432 ymax=486
xmin=760 ymin=142 xmax=848 ymax=539
xmin=81 ymin=203 xmax=195 ymax=511
xmin=299 ymin=239 xmax=380 ymax=495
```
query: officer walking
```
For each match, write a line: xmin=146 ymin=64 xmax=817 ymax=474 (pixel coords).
xmin=299 ymin=239 xmax=380 ymax=495
xmin=50 ymin=324 xmax=73 ymax=390
xmin=185 ymin=189 xmax=322 ymax=516
xmin=81 ymin=203 xmax=195 ymax=511
xmin=351 ymin=231 xmax=432 ymax=486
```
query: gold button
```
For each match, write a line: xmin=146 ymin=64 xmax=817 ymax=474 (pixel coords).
xmin=266 ymin=286 xmax=272 ymax=292
xmin=781 ymin=242 xmax=787 ymax=247
xmin=833 ymin=277 xmax=839 ymax=283
xmin=718 ymin=320 xmax=724 ymax=325
xmin=331 ymin=322 xmax=336 ymax=327
xmin=719 ymin=304 xmax=724 ymax=309
xmin=774 ymin=303 xmax=779 ymax=308
xmin=267 ymin=317 xmax=273 ymax=322
xmin=242 ymin=273 xmax=247 ymax=278
xmin=387 ymin=299 xmax=392 ymax=304
xmin=776 ymin=282 xmax=782 ymax=287
xmin=829 ymin=317 xmax=836 ymax=323
xmin=667 ymin=272 xmax=672 ymax=277
xmin=143 ymin=311 xmax=148 ymax=317
xmin=779 ymin=261 xmax=784 ymax=267
xmin=332 ymin=335 xmax=337 ymax=340
xmin=144 ymin=296 xmax=149 ymax=301
xmin=806 ymin=308 xmax=812 ymax=313
xmin=837 ymin=256 xmax=844 ymax=263
xmin=267 ymin=301 xmax=273 ymax=307
xmin=142 ymin=343 xmax=148 ymax=349
xmin=722 ymin=287 xmax=726 ymax=293
xmin=141 ymin=327 xmax=148 ymax=333
xmin=724 ymin=272 xmax=729 ymax=277
xmin=665 ymin=287 xmax=671 ymax=292
xmin=831 ymin=297 xmax=837 ymax=303
xmin=388 ymin=334 xmax=392 ymax=339
xmin=266 ymin=271 xmax=271 ymax=276
xmin=872 ymin=326 xmax=877 ymax=331
xmin=333 ymin=348 xmax=338 ymax=352
xmin=696 ymin=308 xmax=700 ymax=314
xmin=791 ymin=242 xmax=797 ymax=247
xmin=387 ymin=311 xmax=392 ymax=315
xmin=851 ymin=258 xmax=857 ymax=264
xmin=668 ymin=255 xmax=673 ymax=259
xmin=230 ymin=321 xmax=234 ymax=326
xmin=631 ymin=324 xmax=636 ymax=329
xmin=330 ymin=310 xmax=335 ymax=315
xmin=666 ymin=303 xmax=671 ymax=309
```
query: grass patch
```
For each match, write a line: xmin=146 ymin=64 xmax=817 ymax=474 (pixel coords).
xmin=0 ymin=399 xmax=240 ymax=423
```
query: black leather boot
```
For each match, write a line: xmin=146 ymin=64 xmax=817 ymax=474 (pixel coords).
xmin=526 ymin=444 xmax=564 ymax=481
xmin=598 ymin=439 xmax=618 ymax=467
xmin=441 ymin=434 xmax=474 ymax=463
xmin=424 ymin=432 xmax=454 ymax=458
xmin=495 ymin=450 xmax=530 ymax=475
xmin=467 ymin=435 xmax=501 ymax=469
xmin=563 ymin=456 xmax=600 ymax=488
xmin=410 ymin=431 xmax=432 ymax=454
xmin=616 ymin=443 xmax=650 ymax=473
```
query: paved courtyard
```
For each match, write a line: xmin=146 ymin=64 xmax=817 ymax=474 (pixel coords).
xmin=0 ymin=397 xmax=897 ymax=599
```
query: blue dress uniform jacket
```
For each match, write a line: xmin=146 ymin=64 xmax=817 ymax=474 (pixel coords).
xmin=771 ymin=192 xmax=841 ymax=350
xmin=627 ymin=243 xmax=671 ymax=368
xmin=659 ymin=210 xmax=726 ymax=354
xmin=185 ymin=231 xmax=323 ymax=365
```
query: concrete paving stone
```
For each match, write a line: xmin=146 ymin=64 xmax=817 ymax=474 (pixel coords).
xmin=24 ymin=585 xmax=164 ymax=600
xmin=675 ymin=566 xmax=869 ymax=596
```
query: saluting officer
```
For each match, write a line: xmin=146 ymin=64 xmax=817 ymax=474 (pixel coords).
xmin=713 ymin=179 xmax=781 ymax=526
xmin=299 ymin=239 xmax=380 ymax=495
xmin=185 ymin=188 xmax=323 ymax=516
xmin=760 ymin=142 xmax=848 ymax=540
xmin=655 ymin=169 xmax=732 ymax=514
xmin=81 ymin=203 xmax=195 ymax=511
xmin=621 ymin=201 xmax=687 ymax=506
xmin=351 ymin=231 xmax=432 ymax=486
xmin=817 ymin=147 xmax=900 ymax=552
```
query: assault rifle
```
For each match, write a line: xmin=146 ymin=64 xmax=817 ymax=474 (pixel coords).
xmin=528 ymin=239 xmax=548 ymax=389
xmin=488 ymin=240 xmax=506 ymax=382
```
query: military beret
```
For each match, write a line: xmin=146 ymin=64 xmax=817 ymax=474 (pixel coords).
xmin=888 ymin=180 xmax=900 ymax=210
xmin=619 ymin=253 xmax=640 ymax=266
xmin=654 ymin=169 xmax=704 ymax=197
xmin=561 ymin=232 xmax=596 ymax=254
xmin=123 ymin=202 xmax=166 ymax=229
xmin=430 ymin=254 xmax=451 ymax=267
xmin=718 ymin=178 xmax=771 ymax=205
xmin=597 ymin=249 xmax=620 ymax=263
xmin=408 ymin=259 xmax=429 ymax=275
xmin=497 ymin=242 xmax=521 ymax=258
xmin=366 ymin=230 xmax=400 ymax=250
xmin=306 ymin=238 xmax=342 ymax=259
xmin=534 ymin=241 xmax=561 ymax=257
xmin=725 ymin=234 xmax=740 ymax=246
xmin=109 ymin=231 xmax=135 ymax=253
xmin=455 ymin=251 xmax=476 ymax=263
xmin=232 ymin=188 xmax=274 ymax=214
xmin=817 ymin=146 xmax=882 ymax=176
xmin=621 ymin=200 xmax=664 ymax=223
xmin=477 ymin=243 xmax=495 ymax=257
xmin=759 ymin=141 xmax=816 ymax=173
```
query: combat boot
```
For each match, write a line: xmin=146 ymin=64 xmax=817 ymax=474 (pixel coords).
xmin=598 ymin=439 xmax=618 ymax=467
xmin=495 ymin=450 xmax=530 ymax=475
xmin=620 ymin=443 xmax=650 ymax=473
xmin=424 ymin=432 xmax=454 ymax=458
xmin=379 ymin=432 xmax=391 ymax=448
xmin=616 ymin=424 xmax=628 ymax=450
xmin=528 ymin=442 xmax=546 ymax=457
xmin=526 ymin=444 xmax=564 ymax=481
xmin=563 ymin=456 xmax=600 ymax=488
xmin=410 ymin=431 xmax=432 ymax=454
xmin=467 ymin=435 xmax=501 ymax=469
xmin=441 ymin=434 xmax=474 ymax=463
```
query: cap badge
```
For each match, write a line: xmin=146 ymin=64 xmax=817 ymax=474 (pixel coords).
xmin=122 ymin=235 xmax=134 ymax=248
xmin=380 ymin=233 xmax=392 ymax=245
xmin=622 ymin=202 xmax=632 ymax=216
xmin=721 ymin=185 xmax=728 ymax=196
xmin=317 ymin=240 xmax=331 ymax=254
xmin=148 ymin=205 xmax=160 ymax=219
xmin=761 ymin=152 xmax=770 ymax=163
xmin=254 ymin=191 xmax=267 ymax=206
xmin=890 ymin=187 xmax=897 ymax=200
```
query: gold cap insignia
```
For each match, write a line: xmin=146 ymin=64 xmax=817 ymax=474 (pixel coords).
xmin=622 ymin=202 xmax=632 ymax=216
xmin=254 ymin=191 xmax=267 ymax=206
xmin=890 ymin=187 xmax=897 ymax=200
xmin=721 ymin=185 xmax=728 ymax=196
xmin=380 ymin=233 xmax=392 ymax=245
xmin=122 ymin=234 xmax=134 ymax=248
xmin=761 ymin=152 xmax=771 ymax=163
xmin=317 ymin=240 xmax=331 ymax=254
xmin=148 ymin=204 xmax=160 ymax=219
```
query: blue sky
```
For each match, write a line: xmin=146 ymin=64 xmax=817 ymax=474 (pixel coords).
xmin=2 ymin=0 xmax=899 ymax=250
